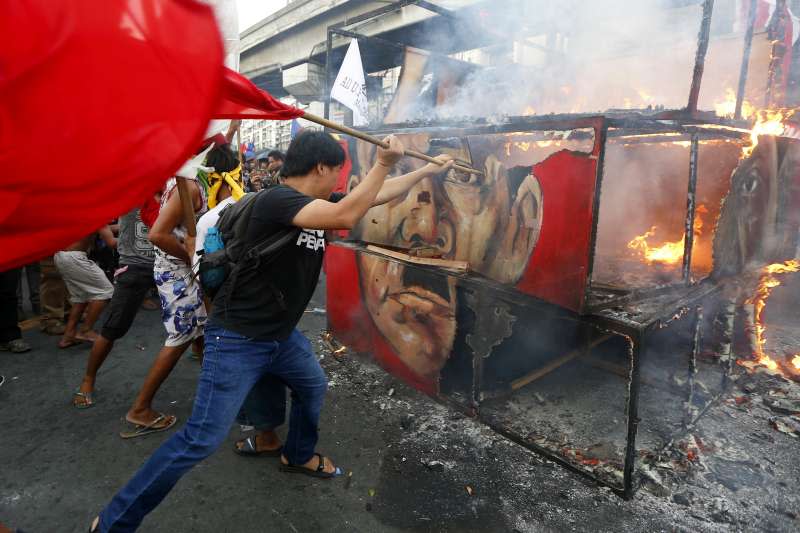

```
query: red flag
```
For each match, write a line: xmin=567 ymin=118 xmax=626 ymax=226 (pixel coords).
xmin=0 ymin=0 xmax=223 ymax=271
xmin=0 ymin=2 xmax=307 ymax=271
xmin=215 ymin=67 xmax=305 ymax=120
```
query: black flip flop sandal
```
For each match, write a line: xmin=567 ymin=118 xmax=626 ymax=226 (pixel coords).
xmin=280 ymin=452 xmax=343 ymax=479
xmin=234 ymin=435 xmax=283 ymax=457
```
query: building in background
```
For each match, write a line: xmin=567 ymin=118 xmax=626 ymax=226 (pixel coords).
xmin=238 ymin=0 xmax=488 ymax=128
xmin=240 ymin=100 xmax=328 ymax=151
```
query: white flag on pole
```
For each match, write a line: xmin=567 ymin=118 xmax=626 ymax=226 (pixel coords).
xmin=331 ymin=39 xmax=369 ymax=126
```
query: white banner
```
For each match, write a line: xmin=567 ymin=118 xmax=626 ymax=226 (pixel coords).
xmin=331 ymin=39 xmax=369 ymax=126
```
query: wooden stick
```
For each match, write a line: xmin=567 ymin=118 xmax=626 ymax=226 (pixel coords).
xmin=301 ymin=112 xmax=482 ymax=176
xmin=235 ymin=129 xmax=244 ymax=168
xmin=511 ymin=335 xmax=613 ymax=391
xmin=366 ymin=244 xmax=468 ymax=272
xmin=175 ymin=177 xmax=197 ymax=238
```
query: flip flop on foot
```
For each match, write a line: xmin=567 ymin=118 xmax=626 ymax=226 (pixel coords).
xmin=234 ymin=435 xmax=283 ymax=457
xmin=280 ymin=453 xmax=342 ymax=479
xmin=72 ymin=390 xmax=95 ymax=409
xmin=120 ymin=413 xmax=177 ymax=439
xmin=58 ymin=337 xmax=89 ymax=349
xmin=75 ymin=331 xmax=100 ymax=343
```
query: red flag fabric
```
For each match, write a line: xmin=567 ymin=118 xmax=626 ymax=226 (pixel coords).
xmin=0 ymin=2 xmax=308 ymax=271
xmin=0 ymin=0 xmax=223 ymax=271
xmin=215 ymin=67 xmax=305 ymax=120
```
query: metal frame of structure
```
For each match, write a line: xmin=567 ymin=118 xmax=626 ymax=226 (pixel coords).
xmin=335 ymin=112 xmax=742 ymax=497
xmin=321 ymin=0 xmax=780 ymax=498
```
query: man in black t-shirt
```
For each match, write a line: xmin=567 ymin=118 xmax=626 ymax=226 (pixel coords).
xmin=93 ymin=131 xmax=453 ymax=531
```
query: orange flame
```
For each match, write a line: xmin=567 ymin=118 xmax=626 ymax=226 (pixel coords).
xmin=504 ymin=139 xmax=564 ymax=155
xmin=742 ymin=109 xmax=792 ymax=158
xmin=714 ymin=88 xmax=754 ymax=119
xmin=792 ymin=354 xmax=800 ymax=370
xmin=627 ymin=205 xmax=707 ymax=266
xmin=739 ymin=260 xmax=800 ymax=372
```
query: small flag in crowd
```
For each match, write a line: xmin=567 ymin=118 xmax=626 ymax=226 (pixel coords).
xmin=291 ymin=119 xmax=303 ymax=140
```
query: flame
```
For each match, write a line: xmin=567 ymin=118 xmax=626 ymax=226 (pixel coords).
xmin=742 ymin=109 xmax=792 ymax=158
xmin=739 ymin=260 xmax=800 ymax=373
xmin=793 ymin=355 xmax=800 ymax=370
xmin=627 ymin=205 xmax=707 ymax=266
xmin=714 ymin=88 xmax=754 ymax=119
xmin=523 ymin=106 xmax=536 ymax=116
xmin=504 ymin=139 xmax=564 ymax=155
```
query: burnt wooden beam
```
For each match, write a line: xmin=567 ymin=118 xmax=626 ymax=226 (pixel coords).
xmin=682 ymin=134 xmax=700 ymax=283
xmin=735 ymin=0 xmax=758 ymax=119
xmin=687 ymin=0 xmax=715 ymax=114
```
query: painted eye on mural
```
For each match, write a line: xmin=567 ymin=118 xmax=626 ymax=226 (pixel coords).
xmin=443 ymin=168 xmax=480 ymax=186
xmin=741 ymin=175 xmax=759 ymax=194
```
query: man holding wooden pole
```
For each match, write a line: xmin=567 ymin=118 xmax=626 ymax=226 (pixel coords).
xmin=91 ymin=129 xmax=453 ymax=531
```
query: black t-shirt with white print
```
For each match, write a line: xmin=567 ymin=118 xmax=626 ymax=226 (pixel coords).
xmin=209 ymin=184 xmax=344 ymax=341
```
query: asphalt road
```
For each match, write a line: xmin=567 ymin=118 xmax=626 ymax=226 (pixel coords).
xmin=1 ymin=277 xmax=798 ymax=532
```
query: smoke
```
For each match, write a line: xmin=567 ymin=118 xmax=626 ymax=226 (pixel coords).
xmin=392 ymin=0 xmax=711 ymax=122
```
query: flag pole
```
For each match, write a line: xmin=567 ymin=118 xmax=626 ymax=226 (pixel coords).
xmin=236 ymin=129 xmax=244 ymax=168
xmin=300 ymin=112 xmax=483 ymax=176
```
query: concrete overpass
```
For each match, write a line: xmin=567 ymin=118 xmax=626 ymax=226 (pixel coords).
xmin=239 ymin=0 xmax=503 ymax=102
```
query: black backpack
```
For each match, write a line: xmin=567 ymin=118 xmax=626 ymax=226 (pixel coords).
xmin=198 ymin=188 xmax=299 ymax=300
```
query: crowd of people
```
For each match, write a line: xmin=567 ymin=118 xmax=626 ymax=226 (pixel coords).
xmin=2 ymin=121 xmax=453 ymax=532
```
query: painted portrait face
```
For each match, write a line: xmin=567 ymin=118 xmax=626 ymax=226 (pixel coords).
xmin=348 ymin=134 xmax=544 ymax=382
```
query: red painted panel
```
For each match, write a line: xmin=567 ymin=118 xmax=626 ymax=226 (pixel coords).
xmin=325 ymin=245 xmax=438 ymax=395
xmin=515 ymin=150 xmax=598 ymax=312
xmin=324 ymin=245 xmax=370 ymax=353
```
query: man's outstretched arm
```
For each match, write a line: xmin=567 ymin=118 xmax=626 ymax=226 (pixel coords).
xmin=372 ymin=155 xmax=453 ymax=206
xmin=291 ymin=135 xmax=404 ymax=230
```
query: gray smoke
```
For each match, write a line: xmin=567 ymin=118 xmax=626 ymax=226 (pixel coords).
xmin=399 ymin=0 xmax=710 ymax=121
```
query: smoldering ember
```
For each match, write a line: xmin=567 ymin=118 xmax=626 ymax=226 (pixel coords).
xmin=2 ymin=0 xmax=800 ymax=532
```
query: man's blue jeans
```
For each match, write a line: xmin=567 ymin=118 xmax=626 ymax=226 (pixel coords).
xmin=238 ymin=371 xmax=288 ymax=430
xmin=98 ymin=325 xmax=327 ymax=532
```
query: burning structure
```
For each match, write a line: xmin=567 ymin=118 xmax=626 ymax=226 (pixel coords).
xmin=321 ymin=0 xmax=800 ymax=497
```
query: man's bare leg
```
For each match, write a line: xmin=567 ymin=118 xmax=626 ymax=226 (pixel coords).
xmin=75 ymin=299 xmax=108 ymax=341
xmin=125 ymin=340 xmax=191 ymax=425
xmin=73 ymin=336 xmax=115 ymax=407
xmin=235 ymin=429 xmax=282 ymax=453
xmin=59 ymin=302 xmax=87 ymax=348
xmin=190 ymin=336 xmax=204 ymax=362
